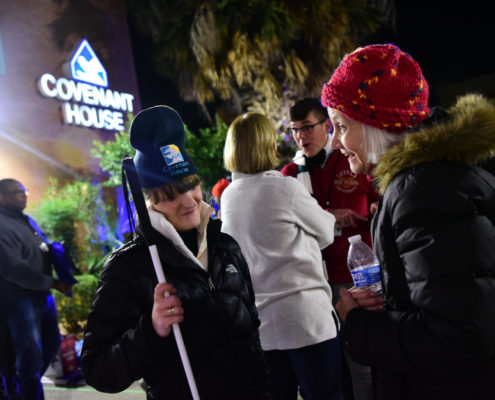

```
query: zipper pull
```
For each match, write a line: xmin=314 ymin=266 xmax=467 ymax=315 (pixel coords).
xmin=208 ymin=277 xmax=215 ymax=290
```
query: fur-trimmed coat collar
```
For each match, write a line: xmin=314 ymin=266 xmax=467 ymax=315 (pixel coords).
xmin=373 ymin=94 xmax=495 ymax=194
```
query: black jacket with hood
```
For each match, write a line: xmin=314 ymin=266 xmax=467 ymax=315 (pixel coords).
xmin=81 ymin=203 xmax=271 ymax=400
xmin=343 ymin=95 xmax=495 ymax=399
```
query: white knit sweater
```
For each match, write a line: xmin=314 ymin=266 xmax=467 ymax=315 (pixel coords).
xmin=221 ymin=170 xmax=338 ymax=350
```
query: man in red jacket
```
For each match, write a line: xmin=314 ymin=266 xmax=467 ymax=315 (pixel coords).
xmin=281 ymin=98 xmax=378 ymax=400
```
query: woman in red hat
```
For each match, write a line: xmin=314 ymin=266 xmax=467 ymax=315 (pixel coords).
xmin=321 ymin=43 xmax=495 ymax=399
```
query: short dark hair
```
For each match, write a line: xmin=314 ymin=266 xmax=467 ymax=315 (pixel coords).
xmin=290 ymin=98 xmax=327 ymax=121
xmin=0 ymin=179 xmax=20 ymax=194
xmin=143 ymin=174 xmax=201 ymax=204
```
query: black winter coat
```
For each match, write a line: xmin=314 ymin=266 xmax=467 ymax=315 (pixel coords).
xmin=343 ymin=95 xmax=495 ymax=399
xmin=81 ymin=217 xmax=271 ymax=400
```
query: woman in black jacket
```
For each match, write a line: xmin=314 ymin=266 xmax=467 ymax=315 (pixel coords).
xmin=320 ymin=43 xmax=495 ymax=399
xmin=81 ymin=106 xmax=271 ymax=400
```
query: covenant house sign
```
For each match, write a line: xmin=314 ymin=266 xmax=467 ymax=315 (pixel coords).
xmin=38 ymin=39 xmax=135 ymax=131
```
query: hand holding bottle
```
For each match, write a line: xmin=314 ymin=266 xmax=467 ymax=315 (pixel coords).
xmin=348 ymin=286 xmax=385 ymax=310
xmin=336 ymin=287 xmax=385 ymax=322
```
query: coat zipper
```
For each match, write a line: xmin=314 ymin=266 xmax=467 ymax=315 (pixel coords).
xmin=207 ymin=276 xmax=216 ymax=290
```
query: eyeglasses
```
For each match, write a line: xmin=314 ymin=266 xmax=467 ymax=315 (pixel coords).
xmin=2 ymin=189 xmax=28 ymax=196
xmin=287 ymin=119 xmax=327 ymax=138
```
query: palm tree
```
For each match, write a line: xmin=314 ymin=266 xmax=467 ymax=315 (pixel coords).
xmin=126 ymin=0 xmax=395 ymax=129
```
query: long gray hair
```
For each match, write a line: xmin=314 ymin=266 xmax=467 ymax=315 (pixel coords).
xmin=361 ymin=125 xmax=403 ymax=165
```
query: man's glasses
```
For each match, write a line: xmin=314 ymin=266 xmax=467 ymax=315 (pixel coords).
xmin=2 ymin=189 xmax=28 ymax=196
xmin=287 ymin=119 xmax=327 ymax=138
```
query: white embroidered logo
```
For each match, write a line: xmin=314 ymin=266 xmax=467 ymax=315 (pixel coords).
xmin=226 ymin=264 xmax=238 ymax=274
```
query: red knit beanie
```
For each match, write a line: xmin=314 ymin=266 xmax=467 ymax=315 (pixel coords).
xmin=321 ymin=44 xmax=429 ymax=133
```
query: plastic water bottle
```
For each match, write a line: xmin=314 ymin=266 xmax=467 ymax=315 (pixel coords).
xmin=347 ymin=234 xmax=382 ymax=293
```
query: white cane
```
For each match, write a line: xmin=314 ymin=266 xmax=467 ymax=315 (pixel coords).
xmin=148 ymin=245 xmax=200 ymax=400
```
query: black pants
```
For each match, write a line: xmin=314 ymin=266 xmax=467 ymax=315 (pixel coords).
xmin=0 ymin=323 xmax=18 ymax=400
xmin=263 ymin=336 xmax=342 ymax=400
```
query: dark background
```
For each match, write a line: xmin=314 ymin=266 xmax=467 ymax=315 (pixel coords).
xmin=127 ymin=1 xmax=495 ymax=131
xmin=394 ymin=1 xmax=493 ymax=81
xmin=391 ymin=1 xmax=494 ymax=105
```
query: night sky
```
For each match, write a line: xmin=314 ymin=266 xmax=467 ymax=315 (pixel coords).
xmin=392 ymin=1 xmax=493 ymax=84
xmin=127 ymin=1 xmax=495 ymax=130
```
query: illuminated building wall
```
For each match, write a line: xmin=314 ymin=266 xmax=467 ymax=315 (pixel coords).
xmin=0 ymin=0 xmax=141 ymax=203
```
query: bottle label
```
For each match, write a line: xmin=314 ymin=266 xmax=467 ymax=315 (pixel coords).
xmin=350 ymin=263 xmax=381 ymax=288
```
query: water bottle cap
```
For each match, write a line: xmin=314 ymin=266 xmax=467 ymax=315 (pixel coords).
xmin=348 ymin=234 xmax=362 ymax=244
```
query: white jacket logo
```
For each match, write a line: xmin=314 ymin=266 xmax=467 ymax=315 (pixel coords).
xmin=226 ymin=264 xmax=238 ymax=274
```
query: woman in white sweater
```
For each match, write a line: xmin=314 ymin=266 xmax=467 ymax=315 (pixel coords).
xmin=221 ymin=112 xmax=342 ymax=400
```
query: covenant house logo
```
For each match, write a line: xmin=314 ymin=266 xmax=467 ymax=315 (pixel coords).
xmin=37 ymin=39 xmax=134 ymax=131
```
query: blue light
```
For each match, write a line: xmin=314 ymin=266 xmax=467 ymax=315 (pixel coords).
xmin=70 ymin=39 xmax=108 ymax=87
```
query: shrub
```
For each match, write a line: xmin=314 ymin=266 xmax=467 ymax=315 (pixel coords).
xmin=53 ymin=273 xmax=99 ymax=338
xmin=29 ymin=178 xmax=118 ymax=274
xmin=184 ymin=119 xmax=229 ymax=192
xmin=91 ymin=129 xmax=136 ymax=188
